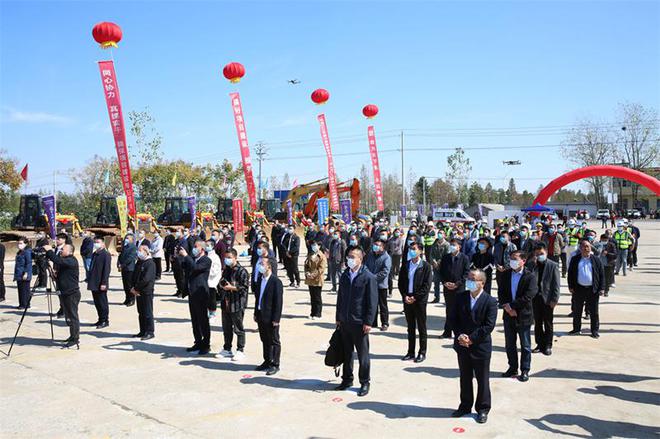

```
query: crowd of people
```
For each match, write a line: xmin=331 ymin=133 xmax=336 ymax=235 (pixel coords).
xmin=0 ymin=212 xmax=645 ymax=423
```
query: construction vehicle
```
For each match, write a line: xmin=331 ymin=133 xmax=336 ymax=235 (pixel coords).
xmin=302 ymin=178 xmax=361 ymax=220
xmin=282 ymin=178 xmax=329 ymax=213
xmin=157 ymin=197 xmax=193 ymax=230
xmin=54 ymin=214 xmax=83 ymax=236
xmin=1 ymin=194 xmax=83 ymax=242
xmin=131 ymin=213 xmax=160 ymax=233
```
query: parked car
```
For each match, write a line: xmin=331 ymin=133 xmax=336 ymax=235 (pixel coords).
xmin=626 ymin=209 xmax=642 ymax=219
xmin=596 ymin=209 xmax=611 ymax=220
xmin=432 ymin=208 xmax=475 ymax=223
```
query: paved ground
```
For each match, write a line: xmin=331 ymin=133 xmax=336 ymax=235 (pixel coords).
xmin=1 ymin=219 xmax=659 ymax=438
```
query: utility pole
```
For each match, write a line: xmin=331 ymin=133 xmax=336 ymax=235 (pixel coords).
xmin=255 ymin=141 xmax=268 ymax=203
xmin=400 ymin=130 xmax=405 ymax=210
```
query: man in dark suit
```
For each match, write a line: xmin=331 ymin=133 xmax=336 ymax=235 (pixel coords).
xmin=270 ymin=222 xmax=282 ymax=262
xmin=335 ymin=247 xmax=378 ymax=397
xmin=532 ymin=243 xmax=561 ymax=355
xmin=397 ymin=242 xmax=432 ymax=362
xmin=284 ymin=225 xmax=301 ymax=287
xmin=87 ymin=237 xmax=112 ymax=329
xmin=173 ymin=228 xmax=193 ymax=298
xmin=250 ymin=241 xmax=277 ymax=299
xmin=447 ymin=269 xmax=498 ymax=424
xmin=0 ymin=242 xmax=5 ymax=302
xmin=568 ymin=239 xmax=605 ymax=338
xmin=136 ymin=230 xmax=151 ymax=249
xmin=163 ymin=229 xmax=176 ymax=272
xmin=118 ymin=233 xmax=138 ymax=306
xmin=80 ymin=231 xmax=94 ymax=282
xmin=180 ymin=239 xmax=212 ymax=354
xmin=254 ymin=257 xmax=284 ymax=375
xmin=439 ymin=239 xmax=470 ymax=338
xmin=498 ymin=250 xmax=538 ymax=382
xmin=131 ymin=245 xmax=157 ymax=340
xmin=45 ymin=243 xmax=81 ymax=348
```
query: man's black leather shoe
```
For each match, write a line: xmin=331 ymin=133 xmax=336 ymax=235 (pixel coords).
xmin=401 ymin=353 xmax=415 ymax=361
xmin=567 ymin=329 xmax=580 ymax=335
xmin=357 ymin=384 xmax=370 ymax=397
xmin=591 ymin=332 xmax=600 ymax=339
xmin=518 ymin=371 xmax=529 ymax=382
xmin=501 ymin=369 xmax=517 ymax=378
xmin=476 ymin=411 xmax=488 ymax=424
xmin=335 ymin=381 xmax=352 ymax=391
xmin=414 ymin=353 xmax=426 ymax=363
xmin=266 ymin=366 xmax=279 ymax=376
xmin=255 ymin=362 xmax=270 ymax=371
xmin=543 ymin=348 xmax=552 ymax=356
xmin=451 ymin=408 xmax=470 ymax=418
xmin=532 ymin=346 xmax=541 ymax=353
xmin=140 ymin=333 xmax=154 ymax=341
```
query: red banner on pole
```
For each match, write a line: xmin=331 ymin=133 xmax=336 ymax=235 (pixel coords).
xmin=232 ymin=198 xmax=244 ymax=235
xmin=368 ymin=126 xmax=384 ymax=211
xmin=98 ymin=60 xmax=136 ymax=217
xmin=229 ymin=92 xmax=258 ymax=211
xmin=317 ymin=114 xmax=339 ymax=211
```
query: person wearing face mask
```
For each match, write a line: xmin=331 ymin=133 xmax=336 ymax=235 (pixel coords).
xmin=304 ymin=239 xmax=327 ymax=319
xmin=429 ymin=232 xmax=450 ymax=303
xmin=471 ymin=238 xmax=494 ymax=294
xmin=79 ymin=231 xmax=94 ymax=283
xmin=218 ymin=248 xmax=250 ymax=360
xmin=423 ymin=226 xmax=437 ymax=260
xmin=205 ymin=239 xmax=223 ymax=319
xmin=446 ymin=269 xmax=497 ymax=424
xmin=397 ymin=242 xmax=432 ymax=361
xmin=439 ymin=239 xmax=471 ymax=338
xmin=32 ymin=231 xmax=50 ymax=290
xmin=593 ymin=233 xmax=617 ymax=297
xmin=44 ymin=242 xmax=81 ymax=348
xmin=270 ymin=221 xmax=283 ymax=263
xmin=613 ymin=221 xmax=634 ymax=277
xmin=531 ymin=244 xmax=560 ymax=356
xmin=50 ymin=233 xmax=71 ymax=318
xmin=118 ymin=233 xmax=138 ymax=307
xmin=173 ymin=228 xmax=193 ymax=298
xmin=211 ymin=230 xmax=227 ymax=263
xmin=493 ymin=231 xmax=517 ymax=294
xmin=136 ymin=230 xmax=151 ymax=249
xmin=359 ymin=225 xmax=372 ymax=257
xmin=251 ymin=241 xmax=277 ymax=306
xmin=386 ymin=228 xmax=403 ymax=297
xmin=365 ymin=239 xmax=392 ymax=331
xmin=163 ymin=229 xmax=176 ymax=273
xmin=14 ymin=238 xmax=33 ymax=309
xmin=283 ymin=225 xmax=301 ymax=288
xmin=515 ymin=225 xmax=534 ymax=254
xmin=87 ymin=237 xmax=112 ymax=328
xmin=568 ymin=240 xmax=605 ymax=339
xmin=150 ymin=230 xmax=164 ymax=281
xmin=542 ymin=224 xmax=564 ymax=267
xmin=131 ymin=245 xmax=156 ymax=340
xmin=335 ymin=247 xmax=378 ymax=397
xmin=328 ymin=230 xmax=347 ymax=292
xmin=254 ymin=257 xmax=283 ymax=375
xmin=498 ymin=251 xmax=538 ymax=382
xmin=180 ymin=239 xmax=212 ymax=355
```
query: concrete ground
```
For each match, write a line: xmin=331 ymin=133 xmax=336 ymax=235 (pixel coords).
xmin=1 ymin=219 xmax=659 ymax=438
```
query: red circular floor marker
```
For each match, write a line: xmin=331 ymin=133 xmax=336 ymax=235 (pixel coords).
xmin=242 ymin=374 xmax=253 ymax=379
xmin=332 ymin=397 xmax=343 ymax=403
xmin=452 ymin=427 xmax=465 ymax=433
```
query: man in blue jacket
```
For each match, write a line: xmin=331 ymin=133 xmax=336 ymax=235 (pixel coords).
xmin=365 ymin=239 xmax=392 ymax=331
xmin=335 ymin=247 xmax=378 ymax=397
xmin=14 ymin=238 xmax=32 ymax=309
xmin=87 ymin=237 xmax=112 ymax=328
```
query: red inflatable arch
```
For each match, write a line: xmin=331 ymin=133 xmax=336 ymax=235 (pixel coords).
xmin=532 ymin=165 xmax=660 ymax=206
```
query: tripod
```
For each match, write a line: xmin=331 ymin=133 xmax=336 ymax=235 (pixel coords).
xmin=6 ymin=266 xmax=58 ymax=356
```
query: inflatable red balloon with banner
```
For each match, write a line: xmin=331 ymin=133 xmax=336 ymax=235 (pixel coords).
xmin=362 ymin=104 xmax=379 ymax=119
xmin=311 ymin=88 xmax=330 ymax=105
xmin=92 ymin=22 xmax=123 ymax=49
xmin=223 ymin=62 xmax=246 ymax=83
xmin=533 ymin=165 xmax=660 ymax=206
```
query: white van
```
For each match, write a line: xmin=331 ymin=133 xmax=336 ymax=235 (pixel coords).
xmin=432 ymin=208 xmax=475 ymax=223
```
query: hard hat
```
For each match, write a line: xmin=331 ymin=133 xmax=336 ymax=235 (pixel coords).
xmin=567 ymin=219 xmax=576 ymax=226
xmin=616 ymin=220 xmax=625 ymax=227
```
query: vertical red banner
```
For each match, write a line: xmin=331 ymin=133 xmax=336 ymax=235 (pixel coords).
xmin=229 ymin=92 xmax=258 ymax=211
xmin=317 ymin=114 xmax=339 ymax=211
xmin=98 ymin=60 xmax=136 ymax=217
xmin=368 ymin=125 xmax=384 ymax=211
xmin=232 ymin=198 xmax=244 ymax=235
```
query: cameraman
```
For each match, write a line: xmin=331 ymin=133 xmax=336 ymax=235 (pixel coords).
xmin=32 ymin=232 xmax=49 ymax=290
xmin=44 ymin=243 xmax=80 ymax=349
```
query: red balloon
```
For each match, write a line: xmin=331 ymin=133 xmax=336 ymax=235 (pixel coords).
xmin=533 ymin=165 xmax=660 ymax=206
xmin=362 ymin=104 xmax=379 ymax=119
xmin=223 ymin=62 xmax=245 ymax=83
xmin=92 ymin=22 xmax=122 ymax=49
xmin=311 ymin=88 xmax=330 ymax=105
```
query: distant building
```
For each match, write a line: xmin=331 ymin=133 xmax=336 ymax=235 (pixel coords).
xmin=610 ymin=166 xmax=659 ymax=212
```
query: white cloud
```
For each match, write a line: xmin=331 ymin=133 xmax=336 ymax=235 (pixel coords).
xmin=3 ymin=107 xmax=74 ymax=125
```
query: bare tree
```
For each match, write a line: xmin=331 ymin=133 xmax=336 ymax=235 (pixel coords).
xmin=561 ymin=119 xmax=614 ymax=207
xmin=615 ymin=102 xmax=660 ymax=206
xmin=445 ymin=148 xmax=471 ymax=205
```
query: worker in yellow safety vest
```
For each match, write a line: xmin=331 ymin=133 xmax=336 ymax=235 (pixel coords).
xmin=613 ymin=220 xmax=634 ymax=277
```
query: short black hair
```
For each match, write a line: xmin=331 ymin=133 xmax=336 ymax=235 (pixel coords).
xmin=258 ymin=241 xmax=270 ymax=250
xmin=94 ymin=236 xmax=104 ymax=242
xmin=511 ymin=250 xmax=528 ymax=260
xmin=409 ymin=242 xmax=422 ymax=251
xmin=534 ymin=242 xmax=547 ymax=251
xmin=225 ymin=248 xmax=238 ymax=257
xmin=56 ymin=233 xmax=68 ymax=240
xmin=449 ymin=238 xmax=461 ymax=246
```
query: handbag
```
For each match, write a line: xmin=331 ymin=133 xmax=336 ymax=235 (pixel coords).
xmin=324 ymin=328 xmax=344 ymax=377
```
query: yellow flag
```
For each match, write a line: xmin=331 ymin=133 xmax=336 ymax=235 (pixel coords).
xmin=171 ymin=172 xmax=177 ymax=187
xmin=116 ymin=195 xmax=128 ymax=236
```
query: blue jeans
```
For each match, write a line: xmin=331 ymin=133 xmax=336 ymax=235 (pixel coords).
xmin=615 ymin=249 xmax=628 ymax=275
xmin=83 ymin=257 xmax=92 ymax=280
xmin=503 ymin=318 xmax=531 ymax=372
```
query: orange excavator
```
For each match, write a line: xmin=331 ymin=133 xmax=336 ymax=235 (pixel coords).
xmin=303 ymin=178 xmax=361 ymax=219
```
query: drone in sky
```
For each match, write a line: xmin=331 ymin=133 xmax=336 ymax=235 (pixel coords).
xmin=502 ymin=160 xmax=522 ymax=165
xmin=287 ymin=79 xmax=301 ymax=85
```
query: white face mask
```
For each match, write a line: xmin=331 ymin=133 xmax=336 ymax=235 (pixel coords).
xmin=346 ymin=257 xmax=358 ymax=270
xmin=137 ymin=252 xmax=148 ymax=261
xmin=18 ymin=243 xmax=26 ymax=250
xmin=93 ymin=242 xmax=103 ymax=251
xmin=509 ymin=259 xmax=521 ymax=270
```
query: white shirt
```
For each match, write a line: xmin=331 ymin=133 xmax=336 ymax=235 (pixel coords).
xmin=408 ymin=259 xmax=420 ymax=295
xmin=258 ymin=274 xmax=271 ymax=310
xmin=350 ymin=268 xmax=360 ymax=283
xmin=470 ymin=290 xmax=483 ymax=310
xmin=207 ymin=252 xmax=223 ymax=288
xmin=577 ymin=256 xmax=593 ymax=286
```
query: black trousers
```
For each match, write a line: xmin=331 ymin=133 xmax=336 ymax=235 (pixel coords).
xmin=173 ymin=259 xmax=187 ymax=295
xmin=60 ymin=291 xmax=81 ymax=342
xmin=137 ymin=293 xmax=155 ymax=335
xmin=373 ymin=288 xmax=389 ymax=327
xmin=91 ymin=290 xmax=109 ymax=322
xmin=328 ymin=260 xmax=342 ymax=291
xmin=222 ymin=310 xmax=245 ymax=351
xmin=457 ymin=350 xmax=491 ymax=413
xmin=121 ymin=270 xmax=134 ymax=302
xmin=340 ymin=322 xmax=371 ymax=385
xmin=17 ymin=280 xmax=31 ymax=308
xmin=388 ymin=254 xmax=401 ymax=295
xmin=572 ymin=285 xmax=600 ymax=333
xmin=164 ymin=251 xmax=172 ymax=272
xmin=403 ymin=300 xmax=428 ymax=355
xmin=153 ymin=257 xmax=162 ymax=279
xmin=628 ymin=248 xmax=638 ymax=267
xmin=257 ymin=317 xmax=281 ymax=367
xmin=0 ymin=267 xmax=5 ymax=300
xmin=560 ymin=253 xmax=567 ymax=277
xmin=208 ymin=287 xmax=218 ymax=312
xmin=604 ymin=265 xmax=614 ymax=292
xmin=533 ymin=295 xmax=554 ymax=349
xmin=35 ymin=257 xmax=49 ymax=288
xmin=309 ymin=285 xmax=323 ymax=317
xmin=188 ymin=291 xmax=210 ymax=349
xmin=443 ymin=288 xmax=458 ymax=333
xmin=286 ymin=255 xmax=300 ymax=284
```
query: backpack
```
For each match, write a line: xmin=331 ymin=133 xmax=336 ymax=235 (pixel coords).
xmin=324 ymin=328 xmax=344 ymax=377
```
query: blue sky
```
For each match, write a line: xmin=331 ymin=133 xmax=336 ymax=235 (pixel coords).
xmin=1 ymin=0 xmax=659 ymax=195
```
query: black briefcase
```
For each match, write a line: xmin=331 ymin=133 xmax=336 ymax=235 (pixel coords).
xmin=324 ymin=328 xmax=344 ymax=376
